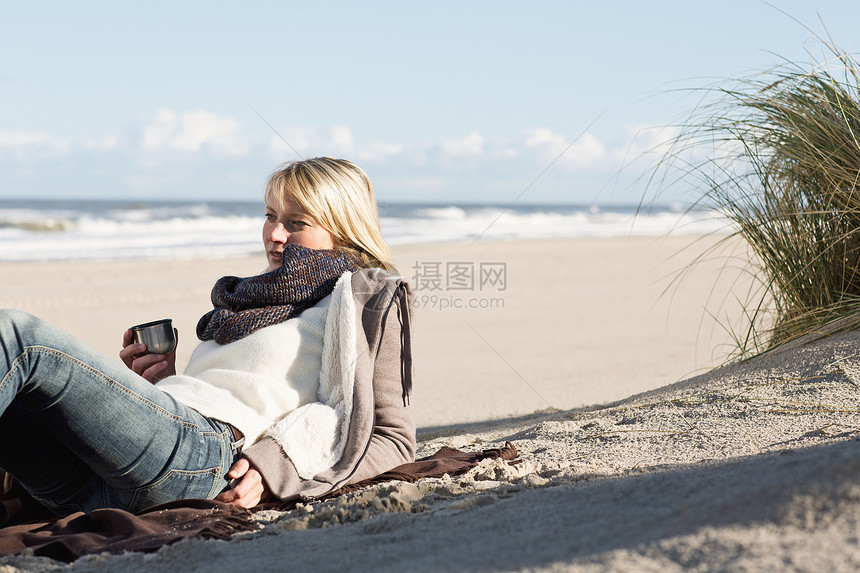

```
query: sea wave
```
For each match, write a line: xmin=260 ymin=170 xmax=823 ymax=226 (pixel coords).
xmin=0 ymin=200 xmax=731 ymax=262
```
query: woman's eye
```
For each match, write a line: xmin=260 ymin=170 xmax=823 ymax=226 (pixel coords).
xmin=291 ymin=220 xmax=309 ymax=228
xmin=265 ymin=213 xmax=276 ymax=222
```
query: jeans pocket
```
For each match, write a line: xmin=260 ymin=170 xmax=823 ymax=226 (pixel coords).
xmin=30 ymin=495 xmax=84 ymax=517
xmin=126 ymin=466 xmax=222 ymax=513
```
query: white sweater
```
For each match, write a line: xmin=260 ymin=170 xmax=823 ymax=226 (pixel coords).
xmin=158 ymin=273 xmax=358 ymax=479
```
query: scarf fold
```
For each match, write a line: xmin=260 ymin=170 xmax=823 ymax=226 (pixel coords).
xmin=197 ymin=244 xmax=361 ymax=345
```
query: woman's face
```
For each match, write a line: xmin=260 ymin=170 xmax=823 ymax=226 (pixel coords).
xmin=263 ymin=195 xmax=335 ymax=271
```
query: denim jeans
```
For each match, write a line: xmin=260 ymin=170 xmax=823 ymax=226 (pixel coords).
xmin=0 ymin=309 xmax=243 ymax=516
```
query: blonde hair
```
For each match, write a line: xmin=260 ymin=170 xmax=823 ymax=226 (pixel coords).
xmin=264 ymin=157 xmax=396 ymax=273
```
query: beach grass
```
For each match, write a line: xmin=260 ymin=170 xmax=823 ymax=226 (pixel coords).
xmin=655 ymin=39 xmax=860 ymax=361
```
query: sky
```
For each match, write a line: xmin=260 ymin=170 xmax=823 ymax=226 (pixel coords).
xmin=2 ymin=1 xmax=860 ymax=205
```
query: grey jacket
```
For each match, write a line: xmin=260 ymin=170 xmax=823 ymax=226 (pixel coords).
xmin=243 ymin=268 xmax=416 ymax=501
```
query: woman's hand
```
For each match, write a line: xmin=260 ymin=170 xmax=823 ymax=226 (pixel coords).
xmin=120 ymin=328 xmax=178 ymax=383
xmin=215 ymin=457 xmax=272 ymax=508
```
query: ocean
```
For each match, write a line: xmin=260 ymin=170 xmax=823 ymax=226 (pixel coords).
xmin=0 ymin=199 xmax=730 ymax=262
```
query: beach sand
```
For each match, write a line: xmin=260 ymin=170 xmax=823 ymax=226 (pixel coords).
xmin=0 ymin=235 xmax=746 ymax=428
xmin=5 ymin=236 xmax=859 ymax=571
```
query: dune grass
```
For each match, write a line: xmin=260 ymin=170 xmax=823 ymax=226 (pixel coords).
xmin=657 ymin=41 xmax=860 ymax=361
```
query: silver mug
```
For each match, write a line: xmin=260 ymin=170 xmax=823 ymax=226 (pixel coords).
xmin=131 ymin=318 xmax=177 ymax=355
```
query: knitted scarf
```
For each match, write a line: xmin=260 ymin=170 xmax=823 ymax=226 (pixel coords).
xmin=197 ymin=244 xmax=362 ymax=345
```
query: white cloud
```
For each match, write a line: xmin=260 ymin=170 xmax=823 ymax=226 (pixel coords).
xmin=141 ymin=108 xmax=248 ymax=156
xmin=525 ymin=127 xmax=566 ymax=149
xmin=565 ymin=133 xmax=606 ymax=168
xmin=82 ymin=135 xmax=118 ymax=151
xmin=267 ymin=125 xmax=403 ymax=163
xmin=0 ymin=130 xmax=71 ymax=159
xmin=356 ymin=141 xmax=403 ymax=162
xmin=268 ymin=131 xmax=306 ymax=159
xmin=611 ymin=124 xmax=679 ymax=162
xmin=524 ymin=127 xmax=607 ymax=170
xmin=441 ymin=132 xmax=484 ymax=156
xmin=269 ymin=126 xmax=345 ymax=159
xmin=0 ymin=119 xmax=672 ymax=194
xmin=1 ymin=117 xmax=683 ymax=203
xmin=515 ymin=124 xmax=689 ymax=175
xmin=330 ymin=125 xmax=355 ymax=149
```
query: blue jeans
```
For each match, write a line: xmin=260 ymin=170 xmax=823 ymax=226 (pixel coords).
xmin=0 ymin=310 xmax=243 ymax=516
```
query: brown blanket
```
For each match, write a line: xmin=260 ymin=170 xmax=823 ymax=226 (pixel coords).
xmin=0 ymin=442 xmax=517 ymax=562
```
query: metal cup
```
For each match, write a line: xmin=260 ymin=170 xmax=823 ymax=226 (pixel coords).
xmin=130 ymin=318 xmax=177 ymax=355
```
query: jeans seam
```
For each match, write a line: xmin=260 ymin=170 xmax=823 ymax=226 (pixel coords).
xmin=219 ymin=428 xmax=231 ymax=498
xmin=126 ymin=425 xmax=229 ymax=509
xmin=19 ymin=346 xmax=208 ymax=433
xmin=0 ymin=349 xmax=30 ymax=396
xmin=128 ymin=467 xmax=221 ymax=511
xmin=213 ymin=425 xmax=243 ymax=498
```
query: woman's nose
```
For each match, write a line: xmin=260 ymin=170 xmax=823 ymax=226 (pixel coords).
xmin=269 ymin=223 xmax=289 ymax=243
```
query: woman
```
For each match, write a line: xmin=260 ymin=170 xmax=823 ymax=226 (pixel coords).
xmin=0 ymin=157 xmax=414 ymax=515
